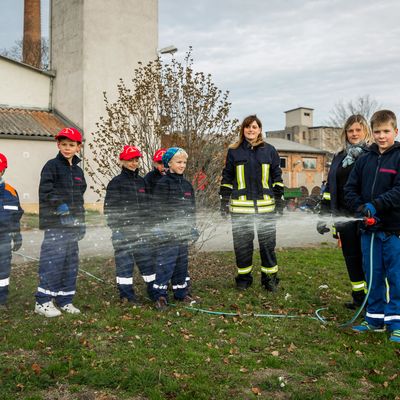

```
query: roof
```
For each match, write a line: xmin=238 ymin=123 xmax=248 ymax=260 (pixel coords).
xmin=284 ymin=107 xmax=314 ymax=113
xmin=266 ymin=137 xmax=326 ymax=154
xmin=0 ymin=107 xmax=75 ymax=139
xmin=0 ymin=54 xmax=55 ymax=77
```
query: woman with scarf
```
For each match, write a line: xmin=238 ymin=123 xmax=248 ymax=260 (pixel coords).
xmin=317 ymin=114 xmax=373 ymax=309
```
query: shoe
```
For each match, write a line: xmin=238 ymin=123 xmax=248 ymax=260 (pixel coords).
xmin=120 ymin=297 xmax=142 ymax=307
xmin=263 ymin=274 xmax=280 ymax=292
xmin=180 ymin=295 xmax=197 ymax=305
xmin=344 ymin=300 xmax=364 ymax=310
xmin=389 ymin=330 xmax=400 ymax=343
xmin=352 ymin=320 xmax=385 ymax=333
xmin=60 ymin=303 xmax=81 ymax=314
xmin=236 ymin=280 xmax=252 ymax=291
xmin=155 ymin=296 xmax=168 ymax=311
xmin=35 ymin=301 xmax=62 ymax=318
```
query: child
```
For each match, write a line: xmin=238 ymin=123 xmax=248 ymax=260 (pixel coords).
xmin=35 ymin=127 xmax=86 ymax=317
xmin=345 ymin=110 xmax=400 ymax=343
xmin=152 ymin=147 xmax=198 ymax=310
xmin=0 ymin=153 xmax=24 ymax=309
xmin=144 ymin=148 xmax=167 ymax=193
xmin=104 ymin=145 xmax=156 ymax=304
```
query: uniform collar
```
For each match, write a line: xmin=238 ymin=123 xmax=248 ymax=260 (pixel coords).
xmin=122 ymin=167 xmax=139 ymax=177
xmin=369 ymin=142 xmax=400 ymax=155
xmin=56 ymin=151 xmax=81 ymax=166
xmin=167 ymin=170 xmax=183 ymax=180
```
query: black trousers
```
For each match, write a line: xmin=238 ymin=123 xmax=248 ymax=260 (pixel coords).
xmin=336 ymin=220 xmax=366 ymax=299
xmin=231 ymin=213 xmax=277 ymax=284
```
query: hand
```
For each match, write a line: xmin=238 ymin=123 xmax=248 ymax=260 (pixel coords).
xmin=316 ymin=221 xmax=330 ymax=235
xmin=60 ymin=215 xmax=77 ymax=227
xmin=77 ymin=225 xmax=86 ymax=241
xmin=359 ymin=203 xmax=377 ymax=218
xmin=56 ymin=203 xmax=70 ymax=216
xmin=11 ymin=232 xmax=22 ymax=252
xmin=220 ymin=199 xmax=230 ymax=218
xmin=275 ymin=196 xmax=285 ymax=215
xmin=191 ymin=227 xmax=200 ymax=243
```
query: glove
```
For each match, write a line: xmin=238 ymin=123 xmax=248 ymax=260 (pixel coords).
xmin=275 ymin=196 xmax=285 ymax=215
xmin=11 ymin=232 xmax=22 ymax=252
xmin=316 ymin=221 xmax=330 ymax=235
xmin=191 ymin=227 xmax=200 ymax=243
xmin=56 ymin=203 xmax=70 ymax=216
xmin=358 ymin=203 xmax=377 ymax=218
xmin=220 ymin=198 xmax=230 ymax=218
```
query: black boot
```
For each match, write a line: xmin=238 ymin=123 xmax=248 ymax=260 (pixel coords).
xmin=344 ymin=291 xmax=365 ymax=310
xmin=262 ymin=273 xmax=280 ymax=292
xmin=235 ymin=274 xmax=253 ymax=290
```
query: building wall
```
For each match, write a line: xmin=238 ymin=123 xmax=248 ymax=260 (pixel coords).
xmin=51 ymin=0 xmax=158 ymax=205
xmin=285 ymin=108 xmax=313 ymax=128
xmin=0 ymin=58 xmax=51 ymax=109
xmin=0 ymin=137 xmax=56 ymax=212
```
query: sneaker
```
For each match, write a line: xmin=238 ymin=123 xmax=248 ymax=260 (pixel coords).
xmin=35 ymin=301 xmax=62 ymax=318
xmin=389 ymin=330 xmax=400 ymax=343
xmin=155 ymin=296 xmax=168 ymax=311
xmin=60 ymin=304 xmax=81 ymax=314
xmin=352 ymin=320 xmax=385 ymax=333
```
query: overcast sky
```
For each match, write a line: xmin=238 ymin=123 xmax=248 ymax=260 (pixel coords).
xmin=159 ymin=0 xmax=400 ymax=129
xmin=1 ymin=0 xmax=399 ymax=130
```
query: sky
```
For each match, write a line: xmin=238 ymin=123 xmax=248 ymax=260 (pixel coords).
xmin=1 ymin=0 xmax=399 ymax=130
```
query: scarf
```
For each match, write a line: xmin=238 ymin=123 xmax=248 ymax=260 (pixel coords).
xmin=342 ymin=142 xmax=366 ymax=168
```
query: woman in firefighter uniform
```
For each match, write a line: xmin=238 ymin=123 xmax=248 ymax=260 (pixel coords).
xmin=316 ymin=114 xmax=373 ymax=309
xmin=220 ymin=115 xmax=284 ymax=291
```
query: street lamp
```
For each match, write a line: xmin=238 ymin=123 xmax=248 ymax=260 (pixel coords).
xmin=158 ymin=45 xmax=178 ymax=56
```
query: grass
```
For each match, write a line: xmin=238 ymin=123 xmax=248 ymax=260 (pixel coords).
xmin=2 ymin=246 xmax=400 ymax=399
xmin=20 ymin=210 xmax=105 ymax=231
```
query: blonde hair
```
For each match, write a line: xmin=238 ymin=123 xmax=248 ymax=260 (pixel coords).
xmin=370 ymin=109 xmax=397 ymax=130
xmin=340 ymin=114 xmax=373 ymax=150
xmin=230 ymin=115 xmax=264 ymax=149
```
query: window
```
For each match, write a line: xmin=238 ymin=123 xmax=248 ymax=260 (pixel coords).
xmin=304 ymin=112 xmax=310 ymax=117
xmin=280 ymin=157 xmax=287 ymax=169
xmin=302 ymin=157 xmax=317 ymax=169
xmin=302 ymin=131 xmax=306 ymax=140
xmin=286 ymin=133 xmax=291 ymax=140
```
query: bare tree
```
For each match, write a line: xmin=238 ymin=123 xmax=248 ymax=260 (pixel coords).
xmin=86 ymin=49 xmax=239 ymax=212
xmin=326 ymin=94 xmax=381 ymax=127
xmin=0 ymin=37 xmax=50 ymax=70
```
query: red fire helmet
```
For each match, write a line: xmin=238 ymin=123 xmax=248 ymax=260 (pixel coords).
xmin=153 ymin=148 xmax=167 ymax=162
xmin=55 ymin=127 xmax=83 ymax=143
xmin=0 ymin=153 xmax=8 ymax=172
xmin=119 ymin=145 xmax=143 ymax=160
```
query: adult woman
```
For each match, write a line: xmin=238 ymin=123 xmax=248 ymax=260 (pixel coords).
xmin=219 ymin=115 xmax=284 ymax=291
xmin=317 ymin=114 xmax=373 ymax=309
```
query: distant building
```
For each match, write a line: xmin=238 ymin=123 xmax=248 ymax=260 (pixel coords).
xmin=267 ymin=107 xmax=342 ymax=156
xmin=266 ymin=137 xmax=327 ymax=197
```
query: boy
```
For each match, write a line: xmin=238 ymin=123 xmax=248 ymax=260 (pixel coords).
xmin=0 ymin=153 xmax=24 ymax=309
xmin=144 ymin=148 xmax=167 ymax=193
xmin=152 ymin=147 xmax=199 ymax=310
xmin=345 ymin=110 xmax=400 ymax=343
xmin=35 ymin=127 xmax=86 ymax=317
xmin=104 ymin=145 xmax=156 ymax=304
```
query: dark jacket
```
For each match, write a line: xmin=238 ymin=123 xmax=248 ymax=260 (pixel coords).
xmin=321 ymin=148 xmax=367 ymax=215
xmin=39 ymin=152 xmax=86 ymax=230
xmin=153 ymin=171 xmax=196 ymax=242
xmin=220 ymin=140 xmax=284 ymax=213
xmin=104 ymin=167 xmax=149 ymax=239
xmin=0 ymin=181 xmax=24 ymax=233
xmin=345 ymin=142 xmax=400 ymax=231
xmin=144 ymin=168 xmax=164 ymax=194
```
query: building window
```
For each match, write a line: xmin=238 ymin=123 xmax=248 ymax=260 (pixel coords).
xmin=302 ymin=157 xmax=317 ymax=169
xmin=304 ymin=112 xmax=310 ymax=117
xmin=280 ymin=157 xmax=287 ymax=169
xmin=302 ymin=131 xmax=306 ymax=140
xmin=286 ymin=133 xmax=291 ymax=140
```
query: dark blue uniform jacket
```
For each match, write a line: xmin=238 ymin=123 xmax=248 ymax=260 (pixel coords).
xmin=345 ymin=142 xmax=400 ymax=231
xmin=153 ymin=171 xmax=196 ymax=242
xmin=144 ymin=168 xmax=164 ymax=194
xmin=39 ymin=152 xmax=86 ymax=230
xmin=0 ymin=181 xmax=24 ymax=233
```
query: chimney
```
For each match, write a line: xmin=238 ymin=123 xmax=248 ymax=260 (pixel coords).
xmin=23 ymin=0 xmax=41 ymax=68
